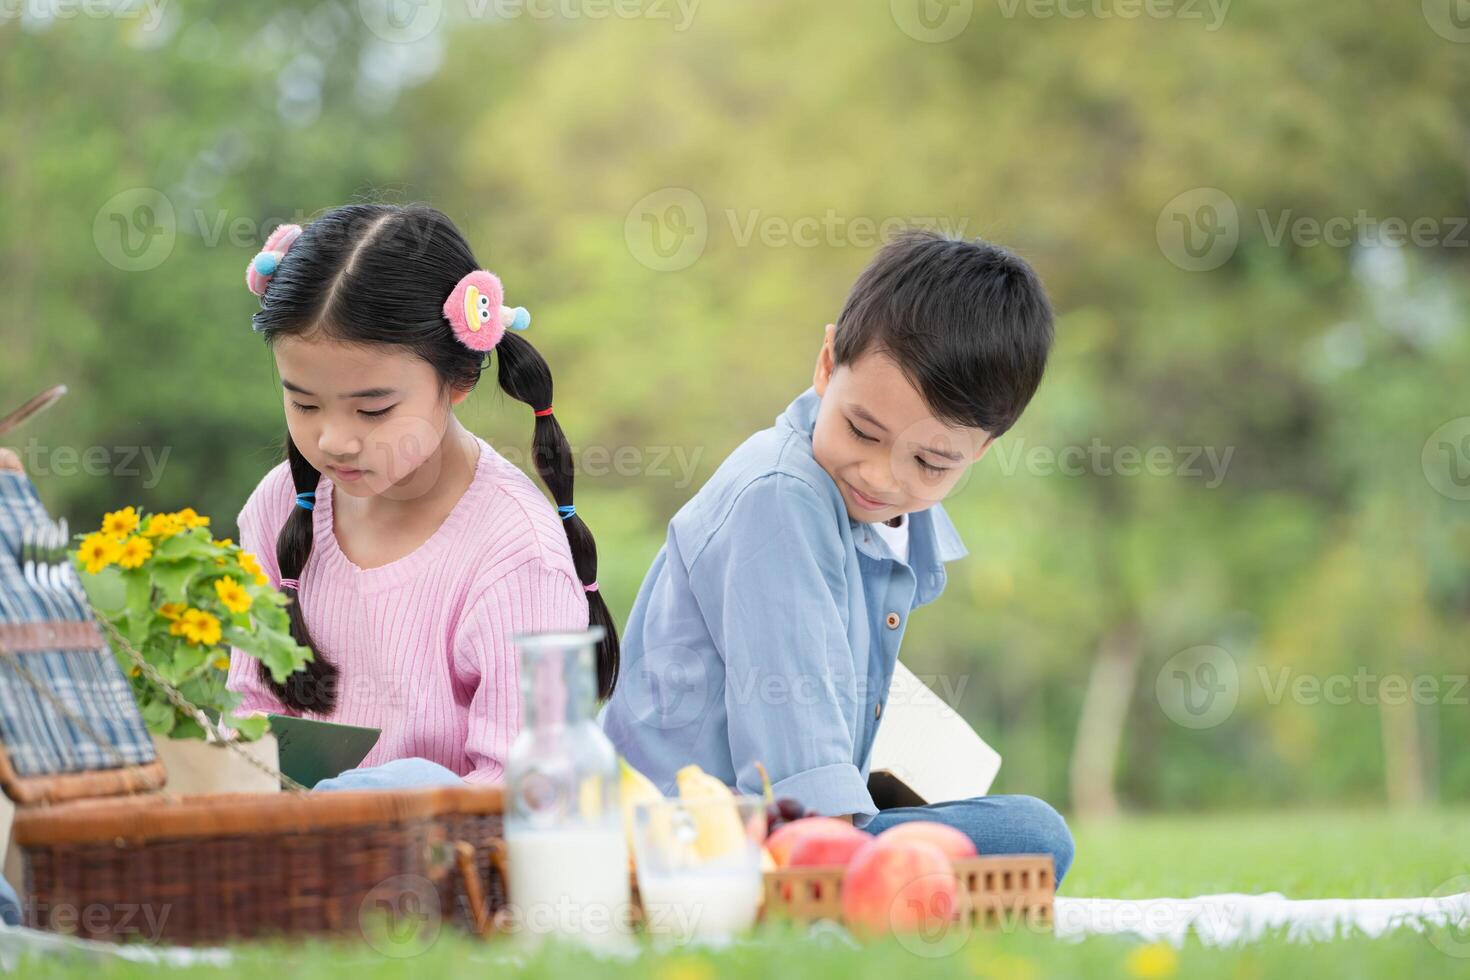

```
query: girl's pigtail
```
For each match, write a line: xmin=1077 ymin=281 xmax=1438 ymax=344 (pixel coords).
xmin=493 ymin=332 xmax=620 ymax=701
xmin=257 ymin=435 xmax=340 ymax=714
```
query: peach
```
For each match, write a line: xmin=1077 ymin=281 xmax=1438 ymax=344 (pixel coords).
xmin=841 ymin=838 xmax=958 ymax=936
xmin=786 ymin=824 xmax=874 ymax=868
xmin=875 ymin=821 xmax=977 ymax=861
xmin=766 ymin=816 xmax=862 ymax=868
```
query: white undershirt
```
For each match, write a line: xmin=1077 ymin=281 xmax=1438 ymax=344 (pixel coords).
xmin=868 ymin=514 xmax=910 ymax=563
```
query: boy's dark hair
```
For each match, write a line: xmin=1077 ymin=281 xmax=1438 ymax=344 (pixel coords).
xmin=248 ymin=203 xmax=619 ymax=709
xmin=833 ymin=230 xmax=1054 ymax=437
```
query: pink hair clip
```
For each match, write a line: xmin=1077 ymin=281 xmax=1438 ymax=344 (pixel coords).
xmin=278 ymin=578 xmax=300 ymax=591
xmin=246 ymin=224 xmax=304 ymax=296
xmin=443 ymin=269 xmax=532 ymax=352
xmin=583 ymin=581 xmax=599 ymax=593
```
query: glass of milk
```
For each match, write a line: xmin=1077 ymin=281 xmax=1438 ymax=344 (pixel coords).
xmin=631 ymin=796 xmax=767 ymax=944
xmin=503 ymin=628 xmax=634 ymax=949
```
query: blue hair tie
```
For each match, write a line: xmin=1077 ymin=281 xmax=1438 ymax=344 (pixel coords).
xmin=295 ymin=491 xmax=316 ymax=512
xmin=557 ymin=505 xmax=576 ymax=521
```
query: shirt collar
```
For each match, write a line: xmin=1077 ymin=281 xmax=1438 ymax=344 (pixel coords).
xmin=776 ymin=386 xmax=824 ymax=439
xmin=777 ymin=387 xmax=968 ymax=568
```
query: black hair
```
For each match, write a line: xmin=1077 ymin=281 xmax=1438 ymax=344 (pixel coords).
xmin=833 ymin=230 xmax=1054 ymax=438
xmin=248 ymin=203 xmax=619 ymax=711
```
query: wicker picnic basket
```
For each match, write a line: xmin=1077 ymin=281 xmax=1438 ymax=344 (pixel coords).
xmin=762 ymin=854 xmax=1055 ymax=931
xmin=0 ymin=401 xmax=509 ymax=945
xmin=13 ymin=786 xmax=508 ymax=944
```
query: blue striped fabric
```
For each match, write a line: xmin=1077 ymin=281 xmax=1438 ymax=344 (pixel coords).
xmin=0 ymin=472 xmax=156 ymax=776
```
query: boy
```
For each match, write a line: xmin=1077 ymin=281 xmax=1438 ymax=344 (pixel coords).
xmin=599 ymin=231 xmax=1073 ymax=882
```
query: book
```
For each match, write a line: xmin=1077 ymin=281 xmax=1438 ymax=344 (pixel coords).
xmin=267 ymin=715 xmax=381 ymax=790
xmin=867 ymin=660 xmax=1002 ymax=809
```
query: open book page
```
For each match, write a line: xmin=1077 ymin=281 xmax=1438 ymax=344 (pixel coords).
xmin=868 ymin=660 xmax=1002 ymax=806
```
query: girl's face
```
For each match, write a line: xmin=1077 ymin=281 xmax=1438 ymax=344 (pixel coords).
xmin=811 ymin=325 xmax=993 ymax=523
xmin=273 ymin=335 xmax=469 ymax=500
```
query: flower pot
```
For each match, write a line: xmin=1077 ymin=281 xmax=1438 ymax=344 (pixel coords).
xmin=151 ymin=732 xmax=282 ymax=795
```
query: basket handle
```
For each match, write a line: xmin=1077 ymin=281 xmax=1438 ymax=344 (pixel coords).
xmin=0 ymin=385 xmax=67 ymax=439
xmin=453 ymin=838 xmax=509 ymax=938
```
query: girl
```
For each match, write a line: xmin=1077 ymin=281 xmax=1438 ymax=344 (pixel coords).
xmin=226 ymin=203 xmax=618 ymax=785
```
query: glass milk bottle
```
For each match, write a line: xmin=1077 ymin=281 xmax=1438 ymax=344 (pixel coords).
xmin=504 ymin=628 xmax=632 ymax=947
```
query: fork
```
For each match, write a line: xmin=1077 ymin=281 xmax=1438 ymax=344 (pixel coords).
xmin=21 ymin=518 xmax=87 ymax=620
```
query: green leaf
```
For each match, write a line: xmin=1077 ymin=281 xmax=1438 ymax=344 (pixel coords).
xmin=222 ymin=712 xmax=270 ymax=742
xmin=152 ymin=561 xmax=196 ymax=604
xmin=118 ymin=613 xmax=150 ymax=651
xmin=254 ymin=602 xmax=290 ymax=631
xmin=81 ymin=566 xmax=128 ymax=618
xmin=123 ymin=568 xmax=154 ymax=622
xmin=170 ymin=715 xmax=205 ymax=741
xmin=154 ymin=532 xmax=213 ymax=563
xmin=171 ymin=644 xmax=207 ymax=677
xmin=140 ymin=698 xmax=175 ymax=735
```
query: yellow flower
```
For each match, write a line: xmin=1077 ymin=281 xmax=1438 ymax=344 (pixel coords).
xmin=238 ymin=551 xmax=268 ymax=586
xmin=115 ymin=535 xmax=153 ymax=570
xmin=212 ymin=538 xmax=234 ymax=549
xmin=212 ymin=656 xmax=231 ymax=671
xmin=1127 ymin=942 xmax=1179 ymax=979
xmin=101 ymin=506 xmax=140 ymax=539
xmin=214 ymin=576 xmax=253 ymax=615
xmin=653 ymin=960 xmax=714 ymax=980
xmin=129 ymin=665 xmax=140 ymax=677
xmin=159 ymin=602 xmax=186 ymax=621
xmin=77 ymin=532 xmax=122 ymax=574
xmin=967 ymin=952 xmax=1037 ymax=980
xmin=142 ymin=513 xmax=183 ymax=539
xmin=172 ymin=507 xmax=210 ymax=529
xmin=170 ymin=608 xmax=222 ymax=647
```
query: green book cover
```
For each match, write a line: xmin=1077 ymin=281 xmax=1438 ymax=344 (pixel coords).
xmin=268 ymin=715 xmax=381 ymax=790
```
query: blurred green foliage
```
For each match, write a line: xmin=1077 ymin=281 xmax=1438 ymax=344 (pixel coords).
xmin=2 ymin=1 xmax=1466 ymax=812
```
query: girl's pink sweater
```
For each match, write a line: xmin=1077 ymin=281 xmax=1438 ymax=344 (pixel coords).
xmin=226 ymin=437 xmax=588 ymax=783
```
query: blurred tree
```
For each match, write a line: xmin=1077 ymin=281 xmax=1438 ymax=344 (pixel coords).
xmin=2 ymin=0 xmax=1466 ymax=812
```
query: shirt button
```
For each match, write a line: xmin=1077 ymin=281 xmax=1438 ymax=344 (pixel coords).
xmin=885 ymin=612 xmax=901 ymax=630
xmin=875 ymin=701 xmax=883 ymax=719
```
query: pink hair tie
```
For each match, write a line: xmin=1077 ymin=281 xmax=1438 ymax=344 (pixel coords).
xmin=246 ymin=223 xmax=303 ymax=296
xmin=443 ymin=269 xmax=532 ymax=352
xmin=278 ymin=578 xmax=300 ymax=591
xmin=583 ymin=582 xmax=599 ymax=593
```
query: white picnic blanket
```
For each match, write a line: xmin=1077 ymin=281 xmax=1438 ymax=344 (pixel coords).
xmin=3 ymin=891 xmax=1468 ymax=967
xmin=0 ymin=924 xmax=231 ymax=971
xmin=1054 ymin=891 xmax=1470 ymax=948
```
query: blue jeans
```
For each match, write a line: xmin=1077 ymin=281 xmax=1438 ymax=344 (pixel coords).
xmin=311 ymin=757 xmax=466 ymax=792
xmin=0 ymin=875 xmax=18 ymax=926
xmin=865 ymin=794 xmax=1075 ymax=887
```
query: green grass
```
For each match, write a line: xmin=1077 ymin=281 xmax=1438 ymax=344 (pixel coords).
xmin=15 ymin=809 xmax=1470 ymax=980
xmin=1065 ymin=807 xmax=1470 ymax=898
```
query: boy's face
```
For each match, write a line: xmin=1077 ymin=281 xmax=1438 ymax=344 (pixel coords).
xmin=811 ymin=325 xmax=994 ymax=523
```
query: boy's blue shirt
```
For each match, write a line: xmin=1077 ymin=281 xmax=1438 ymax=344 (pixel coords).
xmin=598 ymin=387 xmax=967 ymax=824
